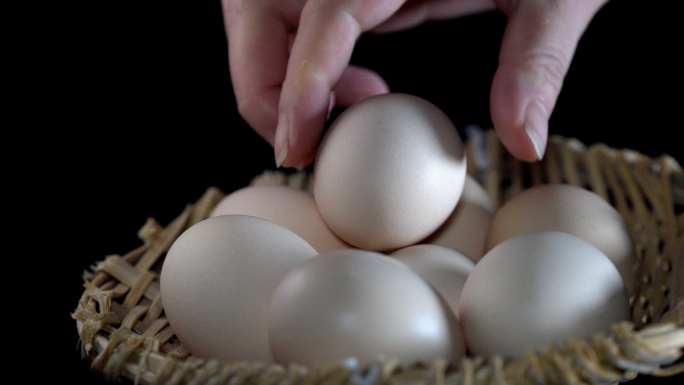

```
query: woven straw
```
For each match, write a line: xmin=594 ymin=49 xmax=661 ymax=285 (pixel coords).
xmin=73 ymin=129 xmax=684 ymax=385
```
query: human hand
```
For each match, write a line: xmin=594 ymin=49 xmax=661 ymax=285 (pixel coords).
xmin=221 ymin=0 xmax=608 ymax=168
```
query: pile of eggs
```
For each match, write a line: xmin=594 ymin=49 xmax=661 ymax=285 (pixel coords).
xmin=160 ymin=93 xmax=636 ymax=369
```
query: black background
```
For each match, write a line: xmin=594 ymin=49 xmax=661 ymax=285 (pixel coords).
xmin=43 ymin=0 xmax=682 ymax=383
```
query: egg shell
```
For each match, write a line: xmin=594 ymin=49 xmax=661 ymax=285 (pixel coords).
xmin=160 ymin=215 xmax=319 ymax=363
xmin=390 ymin=244 xmax=474 ymax=317
xmin=313 ymin=93 xmax=467 ymax=251
xmin=484 ymin=183 xmax=638 ymax=294
xmin=210 ymin=185 xmax=351 ymax=253
xmin=267 ymin=249 xmax=466 ymax=368
xmin=421 ymin=175 xmax=495 ymax=262
xmin=459 ymin=231 xmax=630 ymax=358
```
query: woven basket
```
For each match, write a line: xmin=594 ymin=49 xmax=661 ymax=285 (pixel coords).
xmin=73 ymin=129 xmax=684 ymax=385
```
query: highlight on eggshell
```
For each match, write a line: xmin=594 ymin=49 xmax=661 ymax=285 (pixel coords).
xmin=160 ymin=215 xmax=319 ymax=363
xmin=459 ymin=231 xmax=630 ymax=358
xmin=484 ymin=183 xmax=638 ymax=295
xmin=313 ymin=93 xmax=467 ymax=252
xmin=267 ymin=249 xmax=466 ymax=368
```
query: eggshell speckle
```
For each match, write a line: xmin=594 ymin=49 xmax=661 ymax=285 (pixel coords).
xmin=485 ymin=184 xmax=638 ymax=294
xmin=313 ymin=93 xmax=467 ymax=251
xmin=210 ymin=185 xmax=351 ymax=253
xmin=267 ymin=249 xmax=466 ymax=368
xmin=160 ymin=215 xmax=319 ymax=363
xmin=459 ymin=231 xmax=630 ymax=358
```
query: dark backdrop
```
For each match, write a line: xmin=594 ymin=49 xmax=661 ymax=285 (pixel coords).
xmin=50 ymin=1 xmax=682 ymax=383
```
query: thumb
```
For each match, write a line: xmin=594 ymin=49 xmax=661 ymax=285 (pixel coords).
xmin=490 ymin=0 xmax=607 ymax=161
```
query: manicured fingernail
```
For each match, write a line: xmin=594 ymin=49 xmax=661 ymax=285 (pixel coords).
xmin=524 ymin=100 xmax=549 ymax=161
xmin=274 ymin=113 xmax=289 ymax=168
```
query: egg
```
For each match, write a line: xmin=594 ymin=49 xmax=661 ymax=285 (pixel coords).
xmin=485 ymin=183 xmax=638 ymax=294
xmin=459 ymin=231 xmax=630 ymax=358
xmin=313 ymin=93 xmax=467 ymax=251
xmin=390 ymin=244 xmax=474 ymax=317
xmin=210 ymin=185 xmax=351 ymax=253
xmin=421 ymin=175 xmax=495 ymax=262
xmin=160 ymin=215 xmax=318 ymax=363
xmin=267 ymin=249 xmax=466 ymax=368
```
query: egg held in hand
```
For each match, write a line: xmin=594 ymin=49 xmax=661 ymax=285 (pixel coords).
xmin=267 ymin=249 xmax=466 ymax=368
xmin=459 ymin=231 xmax=630 ymax=358
xmin=313 ymin=93 xmax=467 ymax=252
xmin=160 ymin=215 xmax=319 ymax=363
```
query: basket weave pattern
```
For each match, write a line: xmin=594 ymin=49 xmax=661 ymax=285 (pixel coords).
xmin=73 ymin=131 xmax=684 ymax=384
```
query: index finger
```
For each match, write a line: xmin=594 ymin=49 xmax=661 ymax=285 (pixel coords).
xmin=222 ymin=2 xmax=291 ymax=145
xmin=274 ymin=0 xmax=407 ymax=169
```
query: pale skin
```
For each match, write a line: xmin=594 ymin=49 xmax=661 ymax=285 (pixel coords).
xmin=221 ymin=0 xmax=608 ymax=169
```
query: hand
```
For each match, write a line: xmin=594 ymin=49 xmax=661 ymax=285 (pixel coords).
xmin=221 ymin=0 xmax=608 ymax=168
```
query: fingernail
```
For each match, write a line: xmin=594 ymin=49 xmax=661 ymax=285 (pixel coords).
xmin=524 ymin=100 xmax=549 ymax=161
xmin=274 ymin=113 xmax=289 ymax=168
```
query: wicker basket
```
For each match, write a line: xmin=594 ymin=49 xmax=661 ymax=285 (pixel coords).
xmin=72 ymin=129 xmax=684 ymax=385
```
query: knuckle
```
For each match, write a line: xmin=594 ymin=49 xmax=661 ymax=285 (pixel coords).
xmin=302 ymin=1 xmax=362 ymax=35
xmin=524 ymin=47 xmax=569 ymax=93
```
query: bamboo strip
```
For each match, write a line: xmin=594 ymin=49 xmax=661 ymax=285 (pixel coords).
xmin=95 ymin=255 xmax=160 ymax=302
xmin=135 ymin=205 xmax=193 ymax=273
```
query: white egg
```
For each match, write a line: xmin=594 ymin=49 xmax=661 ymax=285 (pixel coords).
xmin=484 ymin=184 xmax=638 ymax=294
xmin=459 ymin=231 xmax=630 ymax=358
xmin=160 ymin=215 xmax=318 ymax=363
xmin=391 ymin=244 xmax=474 ymax=317
xmin=422 ymin=175 xmax=495 ymax=262
xmin=313 ymin=93 xmax=467 ymax=251
xmin=267 ymin=249 xmax=466 ymax=368
xmin=210 ymin=185 xmax=351 ymax=253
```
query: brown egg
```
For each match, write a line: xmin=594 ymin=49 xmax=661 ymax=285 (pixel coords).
xmin=210 ymin=185 xmax=351 ymax=253
xmin=485 ymin=184 xmax=638 ymax=294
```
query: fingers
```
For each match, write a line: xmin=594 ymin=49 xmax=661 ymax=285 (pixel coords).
xmin=373 ymin=0 xmax=496 ymax=34
xmin=274 ymin=0 xmax=406 ymax=169
xmin=222 ymin=1 xmax=291 ymax=146
xmin=334 ymin=65 xmax=389 ymax=107
xmin=490 ymin=0 xmax=607 ymax=161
